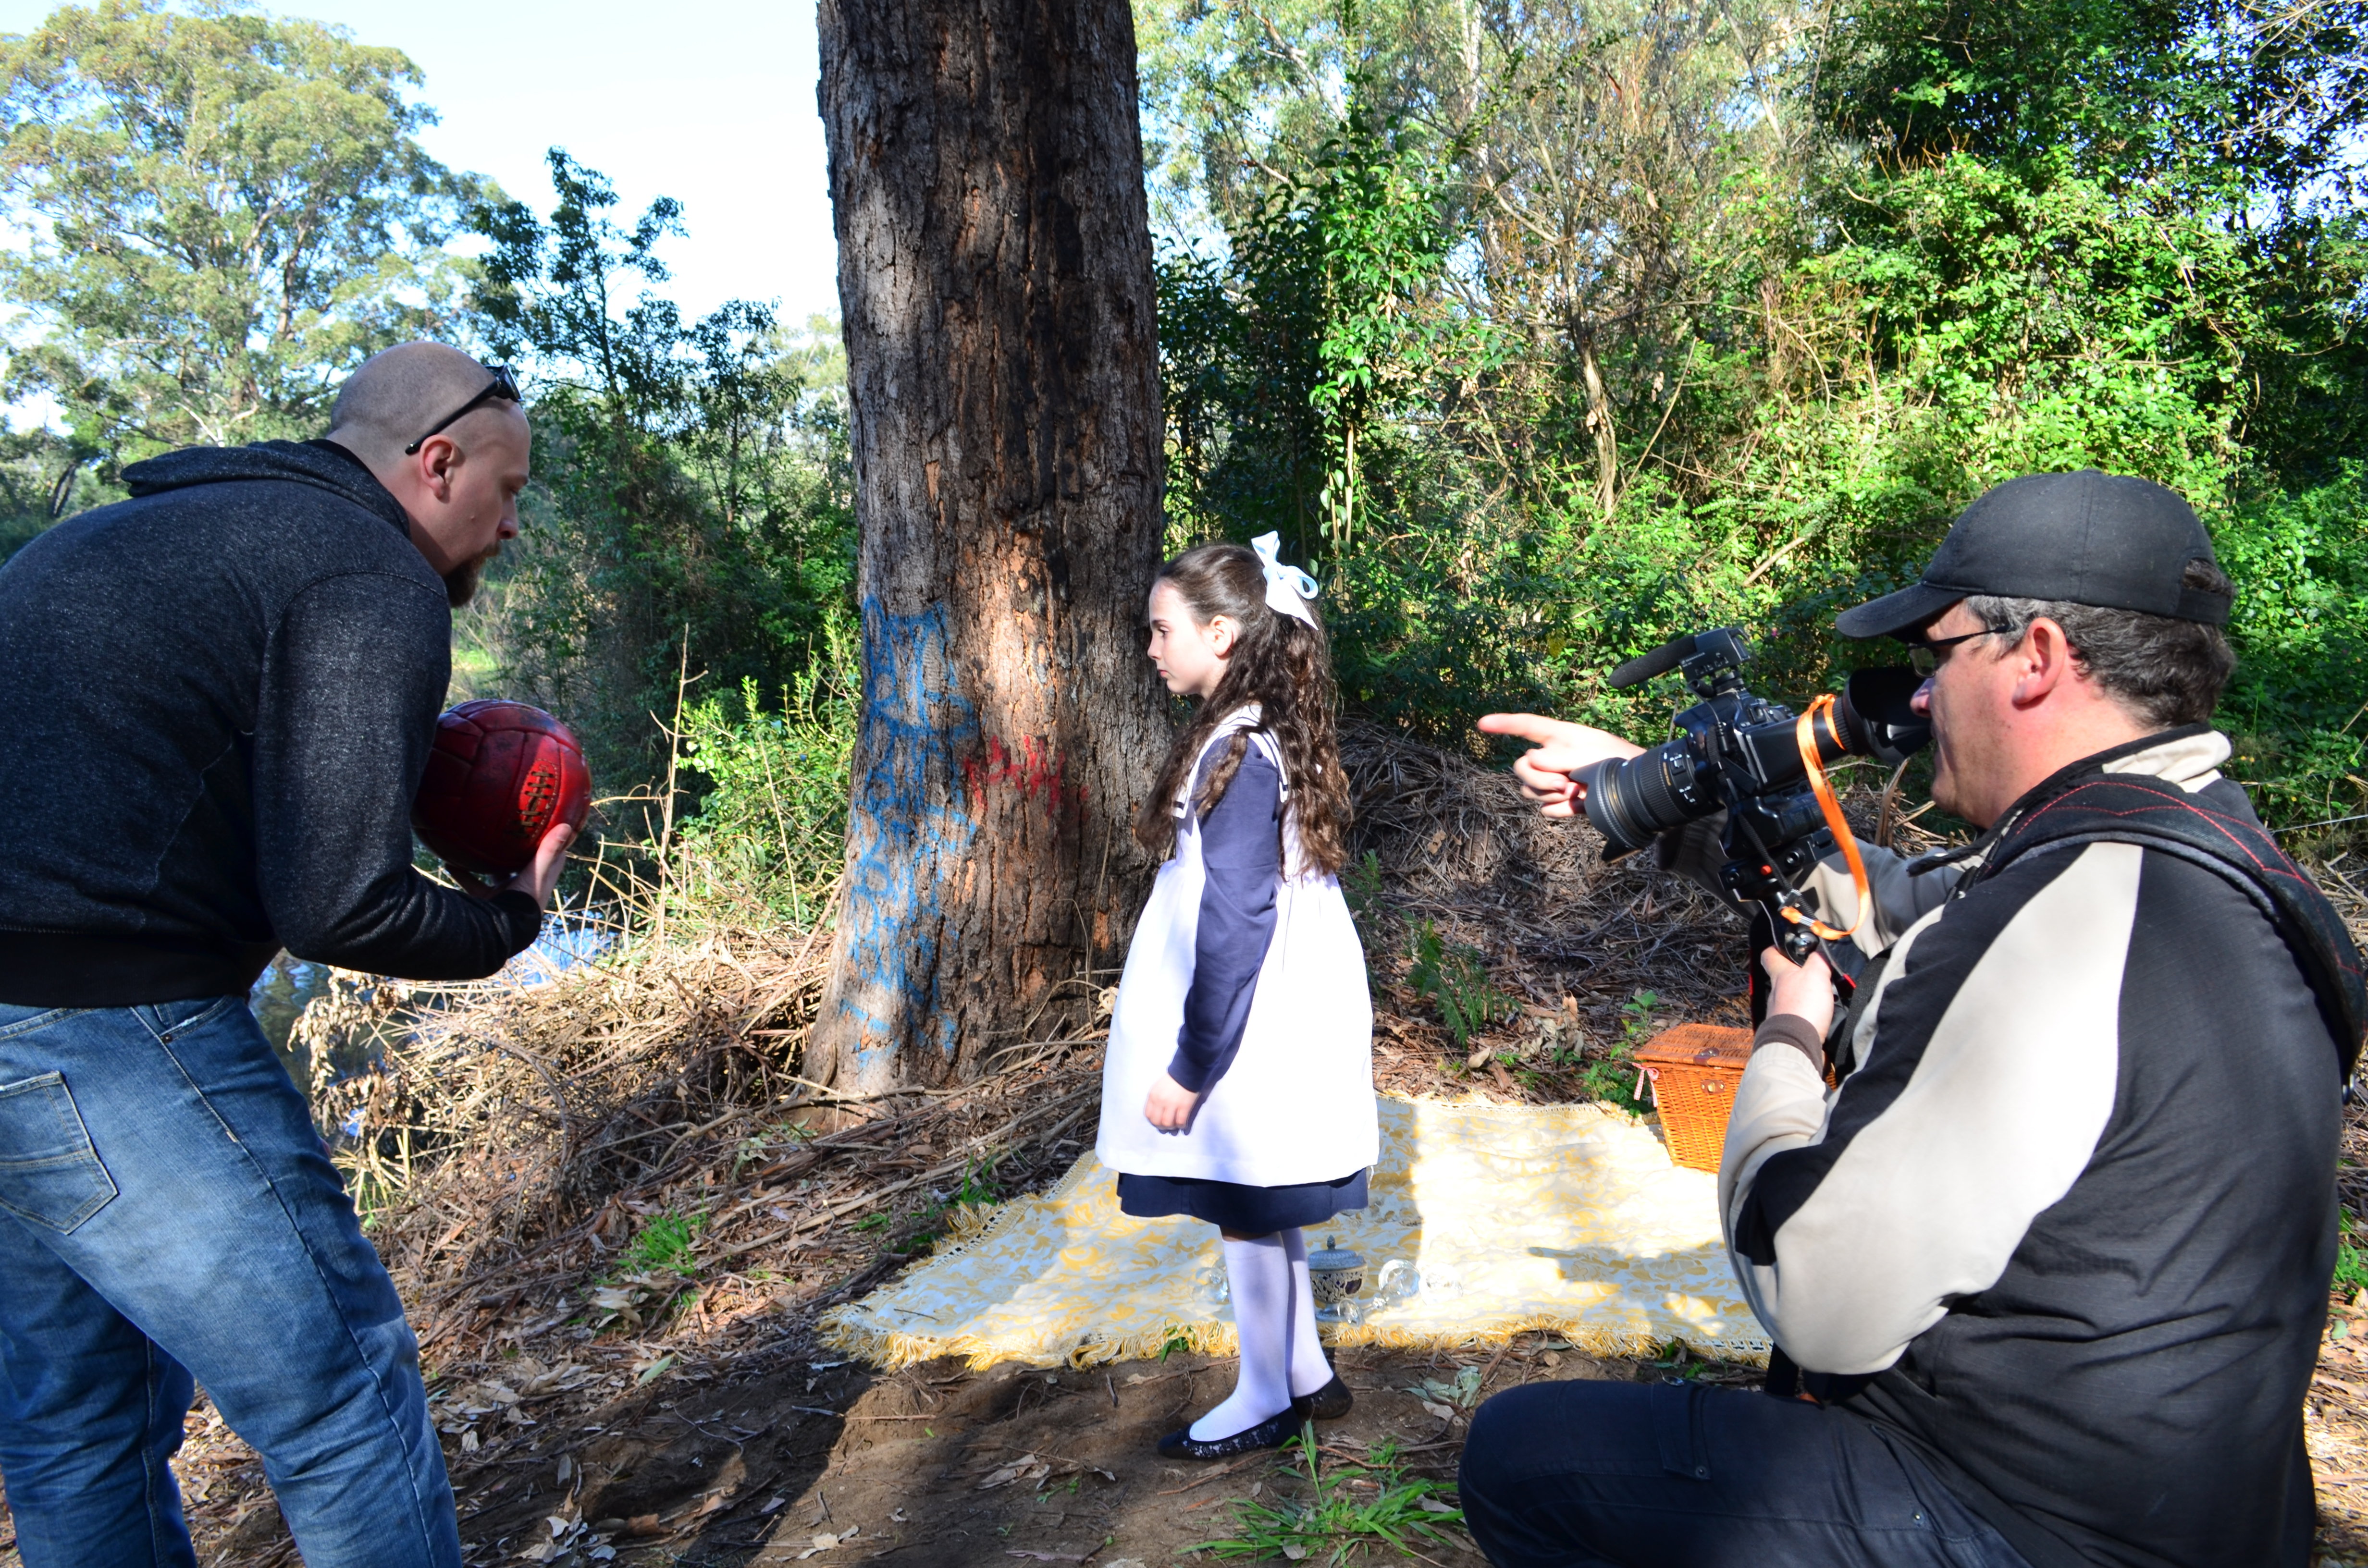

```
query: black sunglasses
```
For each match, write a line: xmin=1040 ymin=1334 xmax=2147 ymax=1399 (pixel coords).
xmin=403 ymin=364 xmax=522 ymax=455
xmin=1906 ymin=625 xmax=2004 ymax=677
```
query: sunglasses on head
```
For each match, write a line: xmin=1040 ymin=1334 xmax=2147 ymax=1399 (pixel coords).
xmin=404 ymin=363 xmax=522 ymax=455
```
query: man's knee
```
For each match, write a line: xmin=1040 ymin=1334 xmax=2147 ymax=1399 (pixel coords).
xmin=1461 ymin=1379 xmax=1642 ymax=1498
xmin=1462 ymin=1381 xmax=1554 ymax=1495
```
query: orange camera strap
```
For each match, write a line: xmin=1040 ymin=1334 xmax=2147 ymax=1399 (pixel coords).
xmin=1782 ymin=694 xmax=1870 ymax=943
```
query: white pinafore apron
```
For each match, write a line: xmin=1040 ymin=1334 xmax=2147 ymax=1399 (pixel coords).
xmin=1095 ymin=710 xmax=1378 ymax=1187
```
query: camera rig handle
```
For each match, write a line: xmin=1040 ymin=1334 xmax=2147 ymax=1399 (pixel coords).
xmin=1722 ymin=697 xmax=1875 ymax=968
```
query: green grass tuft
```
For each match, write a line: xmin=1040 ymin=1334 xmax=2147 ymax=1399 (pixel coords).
xmin=1195 ymin=1429 xmax=1470 ymax=1563
xmin=621 ymin=1209 xmax=705 ymax=1277
xmin=2338 ymin=1212 xmax=2368 ymax=1302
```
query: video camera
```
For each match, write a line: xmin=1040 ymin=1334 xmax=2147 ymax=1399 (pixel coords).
xmin=1572 ymin=628 xmax=1930 ymax=977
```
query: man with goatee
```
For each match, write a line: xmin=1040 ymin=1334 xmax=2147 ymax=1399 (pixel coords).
xmin=0 ymin=342 xmax=572 ymax=1568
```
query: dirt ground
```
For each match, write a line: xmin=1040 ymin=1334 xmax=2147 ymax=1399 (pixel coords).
xmin=0 ymin=1335 xmax=1737 ymax=1568
xmin=426 ymin=1340 xmax=1553 ymax=1567
xmin=11 ymin=1309 xmax=2368 ymax=1566
xmin=2 ymin=739 xmax=2361 ymax=1567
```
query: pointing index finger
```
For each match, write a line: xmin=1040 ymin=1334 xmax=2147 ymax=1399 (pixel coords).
xmin=1475 ymin=712 xmax=1563 ymax=744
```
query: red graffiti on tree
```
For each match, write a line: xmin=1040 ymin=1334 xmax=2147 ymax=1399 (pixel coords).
xmin=962 ymin=734 xmax=1085 ymax=821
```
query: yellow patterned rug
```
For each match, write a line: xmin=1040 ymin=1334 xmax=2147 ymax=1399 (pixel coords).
xmin=819 ymin=1096 xmax=1769 ymax=1371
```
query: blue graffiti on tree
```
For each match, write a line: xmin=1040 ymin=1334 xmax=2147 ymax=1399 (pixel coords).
xmin=836 ymin=598 xmax=979 ymax=1071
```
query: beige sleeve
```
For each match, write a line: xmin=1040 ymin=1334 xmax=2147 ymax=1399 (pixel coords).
xmin=1804 ymin=842 xmax=1955 ymax=956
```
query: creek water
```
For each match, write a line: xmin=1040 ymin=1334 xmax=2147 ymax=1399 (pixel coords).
xmin=249 ymin=916 xmax=617 ymax=1088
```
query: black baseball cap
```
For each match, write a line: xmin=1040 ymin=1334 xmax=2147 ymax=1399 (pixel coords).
xmin=1836 ymin=469 xmax=2232 ymax=640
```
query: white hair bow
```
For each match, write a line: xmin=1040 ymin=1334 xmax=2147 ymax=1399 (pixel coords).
xmin=1250 ymin=532 xmax=1320 ymax=626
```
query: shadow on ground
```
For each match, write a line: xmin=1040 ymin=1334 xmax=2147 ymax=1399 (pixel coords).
xmin=493 ymin=1340 xmax=1722 ymax=1567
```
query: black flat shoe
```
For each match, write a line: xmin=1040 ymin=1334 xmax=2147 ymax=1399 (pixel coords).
xmin=1292 ymin=1373 xmax=1353 ymax=1421
xmin=1156 ymin=1408 xmax=1301 ymax=1460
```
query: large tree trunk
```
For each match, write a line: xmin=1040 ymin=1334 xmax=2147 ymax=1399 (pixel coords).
xmin=811 ymin=0 xmax=1168 ymax=1091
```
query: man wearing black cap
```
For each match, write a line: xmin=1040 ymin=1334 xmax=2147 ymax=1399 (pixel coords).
xmin=1463 ymin=470 xmax=2365 ymax=1568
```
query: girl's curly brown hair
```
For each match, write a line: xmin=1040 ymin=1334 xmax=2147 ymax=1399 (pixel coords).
xmin=1133 ymin=541 xmax=1353 ymax=877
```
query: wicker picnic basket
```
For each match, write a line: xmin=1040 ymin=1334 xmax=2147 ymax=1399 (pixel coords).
xmin=1634 ymin=1022 xmax=1755 ymax=1173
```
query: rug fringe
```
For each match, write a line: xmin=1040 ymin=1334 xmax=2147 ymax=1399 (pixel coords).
xmin=817 ymin=1306 xmax=1769 ymax=1373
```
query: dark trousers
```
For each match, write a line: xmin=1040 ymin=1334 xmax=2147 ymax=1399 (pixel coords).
xmin=1456 ymin=1379 xmax=2035 ymax=1568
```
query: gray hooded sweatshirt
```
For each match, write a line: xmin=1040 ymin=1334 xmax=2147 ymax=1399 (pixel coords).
xmin=0 ymin=439 xmax=541 ymax=1005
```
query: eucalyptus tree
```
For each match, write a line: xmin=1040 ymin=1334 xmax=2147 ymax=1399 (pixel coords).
xmin=813 ymin=0 xmax=1167 ymax=1092
xmin=0 ymin=0 xmax=477 ymax=474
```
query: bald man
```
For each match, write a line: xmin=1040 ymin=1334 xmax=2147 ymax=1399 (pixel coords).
xmin=0 ymin=343 xmax=568 ymax=1568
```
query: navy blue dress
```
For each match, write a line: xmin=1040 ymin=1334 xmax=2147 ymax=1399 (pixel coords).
xmin=1116 ymin=746 xmax=1370 ymax=1233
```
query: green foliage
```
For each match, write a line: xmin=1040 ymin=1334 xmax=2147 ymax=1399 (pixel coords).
xmin=667 ymin=609 xmax=859 ymax=926
xmin=880 ymin=1156 xmax=1011 ymax=1258
xmin=950 ymin=1154 xmax=1001 ymax=1209
xmin=465 ymin=150 xmax=856 ymax=796
xmin=1821 ymin=161 xmax=2248 ymax=491
xmin=1815 ymin=0 xmax=2368 ymax=202
xmin=1295 ymin=95 xmax=1455 ymax=548
xmin=1196 ymin=1430 xmax=1469 ymax=1564
xmin=1652 ymin=1337 xmax=1710 ymax=1380
xmin=1579 ymin=1053 xmax=1650 ymax=1114
xmin=1405 ymin=920 xmax=1514 ymax=1049
xmin=621 ymin=1209 xmax=703 ymax=1278
xmin=1575 ymin=992 xmax=1660 ymax=1115
xmin=2246 ymin=213 xmax=2368 ymax=490
xmin=2338 ymin=1212 xmax=2368 ymax=1303
xmin=1341 ymin=849 xmax=1387 ymax=948
xmin=2338 ymin=1240 xmax=2368 ymax=1303
xmin=1404 ymin=1365 xmax=1484 ymax=1410
xmin=1146 ymin=0 xmax=2368 ymax=833
xmin=2215 ymin=469 xmax=2368 ymax=836
xmin=1156 ymin=76 xmax=1460 ymax=559
xmin=0 ymin=0 xmax=477 ymax=473
xmin=0 ymin=425 xmax=108 ymax=560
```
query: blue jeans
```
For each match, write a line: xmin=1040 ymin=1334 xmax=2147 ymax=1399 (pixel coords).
xmin=0 ymin=998 xmax=458 ymax=1568
xmin=1458 ymin=1379 xmax=2035 ymax=1568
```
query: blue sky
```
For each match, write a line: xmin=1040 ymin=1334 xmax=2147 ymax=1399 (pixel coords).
xmin=0 ymin=0 xmax=844 ymax=327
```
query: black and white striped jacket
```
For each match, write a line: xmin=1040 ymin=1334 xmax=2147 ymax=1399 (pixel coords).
xmin=1720 ymin=728 xmax=2356 ymax=1568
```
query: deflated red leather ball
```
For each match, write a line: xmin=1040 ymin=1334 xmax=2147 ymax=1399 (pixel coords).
xmin=411 ymin=699 xmax=592 ymax=877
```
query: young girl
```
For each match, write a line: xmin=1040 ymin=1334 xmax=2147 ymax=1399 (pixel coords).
xmin=1095 ymin=534 xmax=1378 ymax=1460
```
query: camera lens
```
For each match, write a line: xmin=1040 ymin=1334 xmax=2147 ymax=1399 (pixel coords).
xmin=1580 ymin=739 xmax=1714 ymax=858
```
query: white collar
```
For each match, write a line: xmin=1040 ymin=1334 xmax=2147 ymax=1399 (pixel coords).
xmin=2100 ymin=728 xmax=2232 ymax=794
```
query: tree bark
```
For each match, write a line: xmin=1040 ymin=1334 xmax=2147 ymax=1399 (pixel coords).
xmin=812 ymin=0 xmax=1168 ymax=1091
xmin=1580 ymin=334 xmax=1618 ymax=524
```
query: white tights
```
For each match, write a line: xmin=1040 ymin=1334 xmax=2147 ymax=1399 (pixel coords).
xmin=1188 ymin=1227 xmax=1337 ymax=1441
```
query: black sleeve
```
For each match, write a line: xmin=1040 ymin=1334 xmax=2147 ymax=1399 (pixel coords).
xmin=1167 ymin=748 xmax=1283 ymax=1094
xmin=248 ymin=571 xmax=543 ymax=978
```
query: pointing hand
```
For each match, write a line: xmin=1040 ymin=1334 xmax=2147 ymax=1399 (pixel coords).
xmin=1475 ymin=713 xmax=1645 ymax=818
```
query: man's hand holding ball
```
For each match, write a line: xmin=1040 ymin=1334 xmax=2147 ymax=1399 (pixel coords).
xmin=451 ymin=821 xmax=578 ymax=907
xmin=412 ymin=698 xmax=592 ymax=912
